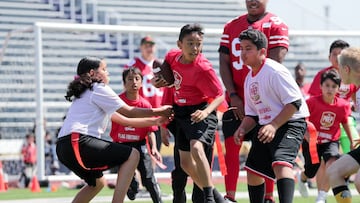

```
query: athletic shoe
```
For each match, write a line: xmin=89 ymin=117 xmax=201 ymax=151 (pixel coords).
xmin=296 ymin=171 xmax=309 ymax=197
xmin=315 ymin=191 xmax=327 ymax=203
xmin=126 ymin=178 xmax=139 ymax=201
xmin=224 ymin=195 xmax=237 ymax=203
xmin=264 ymin=199 xmax=275 ymax=203
xmin=315 ymin=199 xmax=326 ymax=203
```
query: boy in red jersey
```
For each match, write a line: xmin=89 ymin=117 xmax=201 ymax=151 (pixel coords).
xmin=218 ymin=0 xmax=289 ymax=202
xmin=161 ymin=87 xmax=215 ymax=203
xmin=125 ymin=36 xmax=164 ymax=160
xmin=308 ymin=40 xmax=353 ymax=98
xmin=327 ymin=47 xmax=360 ymax=203
xmin=125 ymin=36 xmax=164 ymax=110
xmin=297 ymin=70 xmax=354 ymax=203
xmin=234 ymin=29 xmax=309 ymax=203
xmin=110 ymin=67 xmax=163 ymax=203
xmin=153 ymin=23 xmax=225 ymax=203
xmin=307 ymin=40 xmax=358 ymax=203
xmin=124 ymin=36 xmax=165 ymax=192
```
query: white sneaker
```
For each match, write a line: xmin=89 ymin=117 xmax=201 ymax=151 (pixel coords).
xmin=296 ymin=171 xmax=309 ymax=197
xmin=315 ymin=191 xmax=327 ymax=203
xmin=315 ymin=200 xmax=326 ymax=203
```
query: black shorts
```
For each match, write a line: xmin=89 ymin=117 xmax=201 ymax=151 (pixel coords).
xmin=111 ymin=140 xmax=155 ymax=181
xmin=173 ymin=103 xmax=218 ymax=151
xmin=348 ymin=147 xmax=360 ymax=165
xmin=245 ymin=118 xmax=306 ymax=180
xmin=302 ymin=140 xmax=340 ymax=178
xmin=221 ymin=109 xmax=253 ymax=140
xmin=56 ymin=134 xmax=132 ymax=186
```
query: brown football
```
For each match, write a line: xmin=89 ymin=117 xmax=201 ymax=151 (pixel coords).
xmin=153 ymin=60 xmax=175 ymax=85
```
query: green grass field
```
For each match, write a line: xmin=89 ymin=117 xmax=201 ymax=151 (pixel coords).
xmin=0 ymin=182 xmax=359 ymax=203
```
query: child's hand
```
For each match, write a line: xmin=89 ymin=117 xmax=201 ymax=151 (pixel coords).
xmin=151 ymin=75 xmax=169 ymax=88
xmin=258 ymin=124 xmax=276 ymax=143
xmin=190 ymin=109 xmax=209 ymax=123
xmin=160 ymin=127 xmax=171 ymax=147
xmin=155 ymin=116 xmax=170 ymax=126
xmin=157 ymin=105 xmax=174 ymax=118
xmin=353 ymin=138 xmax=360 ymax=149
xmin=151 ymin=148 xmax=162 ymax=163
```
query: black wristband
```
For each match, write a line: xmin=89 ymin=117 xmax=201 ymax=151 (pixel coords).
xmin=229 ymin=92 xmax=237 ymax=98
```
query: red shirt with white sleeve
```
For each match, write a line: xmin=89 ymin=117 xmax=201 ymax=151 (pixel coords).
xmin=125 ymin=57 xmax=164 ymax=108
xmin=219 ymin=12 xmax=289 ymax=100
xmin=110 ymin=93 xmax=158 ymax=143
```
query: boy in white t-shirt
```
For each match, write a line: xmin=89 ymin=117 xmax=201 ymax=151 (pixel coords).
xmin=233 ymin=29 xmax=309 ymax=203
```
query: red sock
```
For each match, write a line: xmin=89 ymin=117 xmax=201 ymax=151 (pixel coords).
xmin=265 ymin=178 xmax=275 ymax=201
xmin=224 ymin=136 xmax=241 ymax=195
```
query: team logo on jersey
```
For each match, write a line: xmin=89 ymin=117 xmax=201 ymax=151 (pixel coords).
xmin=320 ymin=111 xmax=336 ymax=129
xmin=269 ymin=16 xmax=283 ymax=25
xmin=338 ymin=84 xmax=350 ymax=98
xmin=249 ymin=82 xmax=260 ymax=103
xmin=173 ymin=70 xmax=182 ymax=90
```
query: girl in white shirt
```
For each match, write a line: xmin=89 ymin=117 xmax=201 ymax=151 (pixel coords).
xmin=56 ymin=57 xmax=172 ymax=203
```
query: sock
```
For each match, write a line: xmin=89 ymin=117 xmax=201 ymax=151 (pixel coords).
xmin=317 ymin=190 xmax=327 ymax=201
xmin=264 ymin=178 xmax=275 ymax=201
xmin=277 ymin=178 xmax=294 ymax=203
xmin=203 ymin=187 xmax=215 ymax=203
xmin=333 ymin=185 xmax=352 ymax=203
xmin=224 ymin=137 xmax=241 ymax=193
xmin=248 ymin=183 xmax=265 ymax=203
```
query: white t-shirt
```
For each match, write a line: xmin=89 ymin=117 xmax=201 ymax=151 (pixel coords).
xmin=58 ymin=83 xmax=125 ymax=138
xmin=244 ymin=58 xmax=310 ymax=125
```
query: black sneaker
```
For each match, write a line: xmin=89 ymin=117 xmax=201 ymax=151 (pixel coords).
xmin=224 ymin=195 xmax=237 ymax=203
xmin=126 ymin=178 xmax=139 ymax=201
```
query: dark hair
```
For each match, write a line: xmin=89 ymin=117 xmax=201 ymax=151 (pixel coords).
xmin=320 ymin=69 xmax=341 ymax=86
xmin=26 ymin=133 xmax=34 ymax=139
xmin=178 ymin=23 xmax=204 ymax=41
xmin=122 ymin=67 xmax=143 ymax=84
xmin=64 ymin=57 xmax=103 ymax=101
xmin=329 ymin=39 xmax=349 ymax=54
xmin=294 ymin=62 xmax=305 ymax=72
xmin=239 ymin=29 xmax=268 ymax=50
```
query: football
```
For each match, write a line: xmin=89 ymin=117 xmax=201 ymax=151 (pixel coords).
xmin=153 ymin=60 xmax=175 ymax=85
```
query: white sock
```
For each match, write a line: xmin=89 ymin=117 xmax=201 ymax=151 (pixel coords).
xmin=317 ymin=190 xmax=327 ymax=200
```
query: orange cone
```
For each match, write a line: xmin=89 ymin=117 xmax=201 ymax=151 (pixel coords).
xmin=0 ymin=161 xmax=6 ymax=192
xmin=30 ymin=176 xmax=41 ymax=192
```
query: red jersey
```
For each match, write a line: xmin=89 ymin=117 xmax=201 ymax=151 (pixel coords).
xmin=219 ymin=12 xmax=289 ymax=100
xmin=161 ymin=87 xmax=175 ymax=106
xmin=164 ymin=49 xmax=223 ymax=106
xmin=125 ymin=57 xmax=164 ymax=107
xmin=300 ymin=83 xmax=311 ymax=100
xmin=21 ymin=143 xmax=36 ymax=164
xmin=306 ymin=95 xmax=351 ymax=143
xmin=308 ymin=66 xmax=357 ymax=101
xmin=110 ymin=93 xmax=158 ymax=143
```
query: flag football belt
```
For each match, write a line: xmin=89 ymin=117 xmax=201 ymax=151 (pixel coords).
xmin=306 ymin=121 xmax=320 ymax=164
xmin=71 ymin=133 xmax=108 ymax=171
